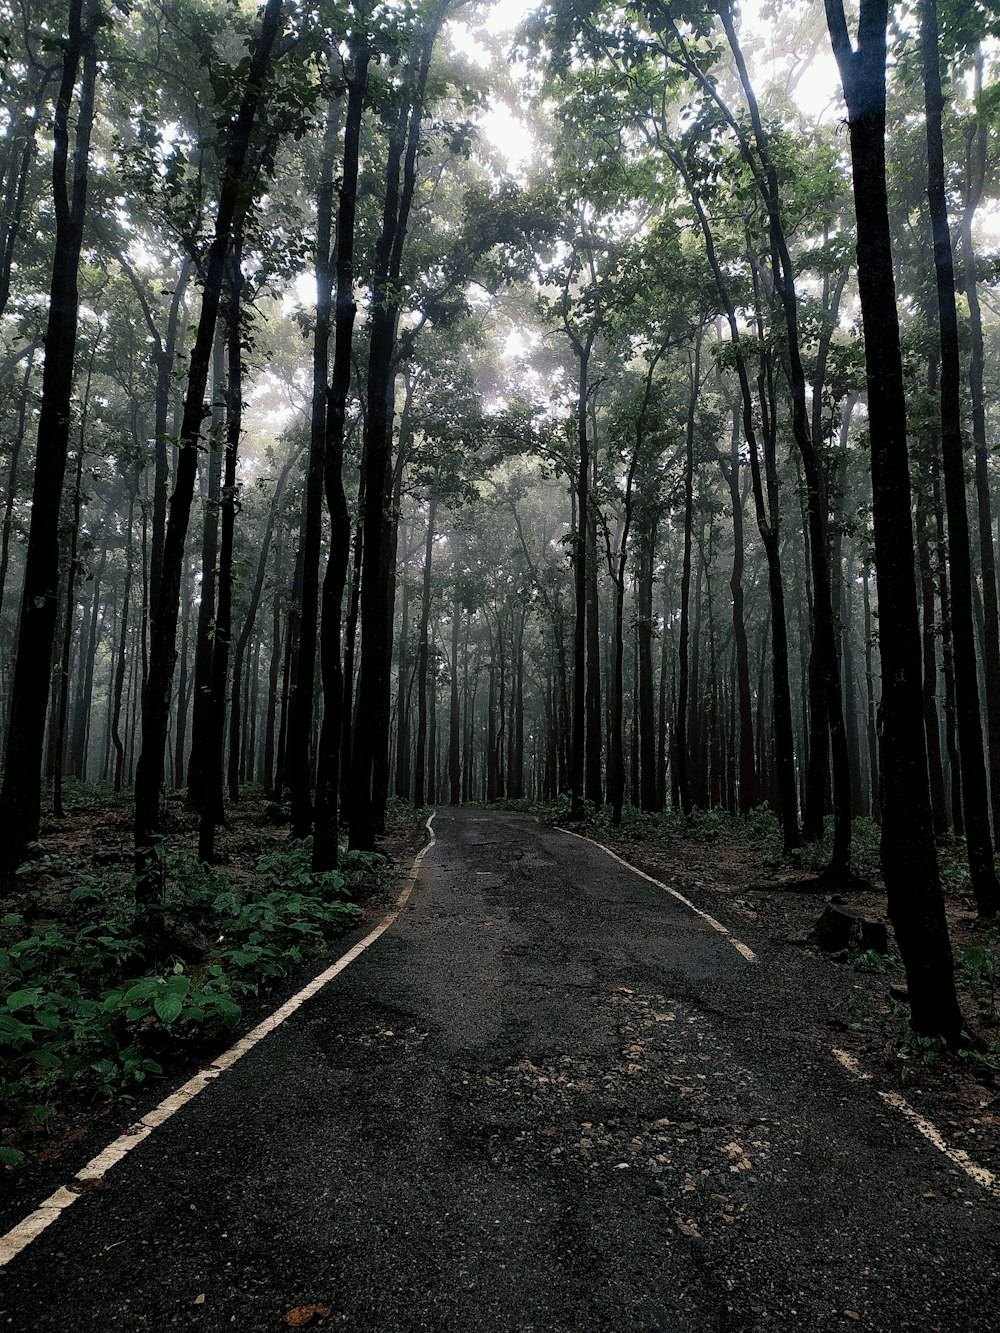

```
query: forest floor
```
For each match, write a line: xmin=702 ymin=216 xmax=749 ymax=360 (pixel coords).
xmin=557 ymin=806 xmax=1000 ymax=1184
xmin=0 ymin=784 xmax=428 ymax=1181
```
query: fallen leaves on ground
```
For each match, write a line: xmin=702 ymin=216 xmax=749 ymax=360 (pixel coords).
xmin=282 ymin=1305 xmax=332 ymax=1327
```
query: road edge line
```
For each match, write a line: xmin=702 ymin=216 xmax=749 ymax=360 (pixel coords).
xmin=555 ymin=825 xmax=757 ymax=964
xmin=832 ymin=1047 xmax=1000 ymax=1199
xmin=0 ymin=812 xmax=437 ymax=1270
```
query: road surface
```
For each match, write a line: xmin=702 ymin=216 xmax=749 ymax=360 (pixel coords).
xmin=1 ymin=809 xmax=997 ymax=1330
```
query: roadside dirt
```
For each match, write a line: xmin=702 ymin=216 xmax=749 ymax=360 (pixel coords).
xmin=583 ymin=823 xmax=1000 ymax=1184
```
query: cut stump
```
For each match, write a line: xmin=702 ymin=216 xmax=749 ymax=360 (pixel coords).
xmin=810 ymin=904 xmax=888 ymax=956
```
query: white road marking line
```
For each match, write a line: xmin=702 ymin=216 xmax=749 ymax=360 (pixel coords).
xmin=832 ymin=1047 xmax=1000 ymax=1199
xmin=0 ymin=814 xmax=437 ymax=1270
xmin=557 ymin=827 xmax=757 ymax=964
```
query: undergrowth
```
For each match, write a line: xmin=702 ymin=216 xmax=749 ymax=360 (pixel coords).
xmin=1 ymin=833 xmax=390 ymax=1168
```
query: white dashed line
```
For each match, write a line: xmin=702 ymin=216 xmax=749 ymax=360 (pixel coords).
xmin=557 ymin=826 xmax=758 ymax=964
xmin=0 ymin=814 xmax=437 ymax=1269
xmin=832 ymin=1047 xmax=1000 ymax=1199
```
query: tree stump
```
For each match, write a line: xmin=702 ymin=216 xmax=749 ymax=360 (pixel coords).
xmin=810 ymin=904 xmax=888 ymax=955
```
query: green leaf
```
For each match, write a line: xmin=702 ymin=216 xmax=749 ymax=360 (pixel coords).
xmin=0 ymin=1146 xmax=27 ymax=1168
xmin=6 ymin=988 xmax=41 ymax=1011
xmin=31 ymin=1049 xmax=63 ymax=1069
xmin=153 ymin=990 xmax=185 ymax=1024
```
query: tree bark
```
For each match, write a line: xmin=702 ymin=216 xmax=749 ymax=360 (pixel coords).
xmin=349 ymin=18 xmax=440 ymax=849
xmin=825 ymin=0 xmax=963 ymax=1040
xmin=414 ymin=491 xmax=438 ymax=809
xmin=921 ymin=0 xmax=999 ymax=915
xmin=0 ymin=0 xmax=99 ymax=887
xmin=134 ymin=0 xmax=285 ymax=915
xmin=313 ymin=42 xmax=370 ymax=870
xmin=570 ymin=333 xmax=594 ymax=820
xmin=199 ymin=237 xmax=244 ymax=865
xmin=227 ymin=438 xmax=302 ymax=802
xmin=960 ymin=50 xmax=1000 ymax=841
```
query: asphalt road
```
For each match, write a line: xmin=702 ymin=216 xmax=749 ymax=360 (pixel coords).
xmin=2 ymin=808 xmax=999 ymax=1330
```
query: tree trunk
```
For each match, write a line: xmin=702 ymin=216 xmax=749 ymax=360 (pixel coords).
xmin=288 ymin=107 xmax=340 ymax=840
xmin=228 ymin=438 xmax=302 ymax=802
xmin=916 ymin=501 xmax=949 ymax=837
xmin=134 ymin=0 xmax=285 ymax=916
xmin=921 ymin=0 xmax=999 ymax=915
xmin=349 ymin=20 xmax=439 ymax=850
xmin=960 ymin=51 xmax=1000 ymax=841
xmin=0 ymin=348 xmax=37 ymax=629
xmin=112 ymin=481 xmax=137 ymax=792
xmin=636 ymin=521 xmax=657 ymax=811
xmin=52 ymin=437 xmax=87 ymax=819
xmin=313 ymin=42 xmax=370 ymax=870
xmin=722 ymin=412 xmax=757 ymax=812
xmin=570 ymin=334 xmax=594 ymax=820
xmin=199 ymin=238 xmax=244 ymax=865
xmin=674 ymin=153 xmax=798 ymax=846
xmin=449 ymin=593 xmax=461 ymax=805
xmin=674 ymin=342 xmax=699 ymax=818
xmin=825 ymin=0 xmax=963 ymax=1041
xmin=185 ymin=332 xmax=225 ymax=810
xmin=414 ymin=491 xmax=438 ymax=809
xmin=0 ymin=0 xmax=99 ymax=887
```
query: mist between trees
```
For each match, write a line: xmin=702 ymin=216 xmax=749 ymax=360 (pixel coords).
xmin=0 ymin=0 xmax=998 ymax=1043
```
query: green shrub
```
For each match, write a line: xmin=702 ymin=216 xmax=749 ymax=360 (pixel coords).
xmin=0 ymin=831 xmax=375 ymax=1165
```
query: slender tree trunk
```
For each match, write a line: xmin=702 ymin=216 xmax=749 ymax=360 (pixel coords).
xmin=825 ymin=0 xmax=963 ymax=1040
xmin=636 ymin=523 xmax=657 ymax=811
xmin=288 ymin=107 xmax=340 ymax=840
xmin=413 ymin=492 xmax=437 ymax=808
xmin=570 ymin=334 xmax=594 ymax=820
xmin=71 ymin=543 xmax=106 ymax=779
xmin=449 ymin=593 xmax=461 ymax=805
xmin=173 ymin=559 xmax=192 ymax=788
xmin=313 ymin=43 xmax=370 ymax=870
xmin=723 ymin=413 xmax=757 ymax=812
xmin=0 ymin=0 xmax=99 ymax=887
xmin=52 ymin=438 xmax=87 ymax=819
xmin=960 ymin=52 xmax=1000 ymax=840
xmin=0 ymin=349 xmax=36 ymax=630
xmin=263 ymin=533 xmax=284 ymax=797
xmin=0 ymin=74 xmax=49 ymax=320
xmin=674 ymin=154 xmax=797 ymax=846
xmin=921 ymin=0 xmax=999 ymax=915
xmin=186 ymin=333 xmax=225 ymax=810
xmin=113 ymin=482 xmax=137 ymax=792
xmin=199 ymin=238 xmax=244 ymax=864
xmin=585 ymin=453 xmax=602 ymax=810
xmin=723 ymin=9 xmax=852 ymax=875
xmin=134 ymin=0 xmax=285 ymax=917
xmin=916 ymin=501 xmax=949 ymax=837
xmin=674 ymin=342 xmax=699 ymax=818
xmin=861 ymin=565 xmax=882 ymax=824
xmin=227 ymin=439 xmax=302 ymax=802
xmin=349 ymin=20 xmax=439 ymax=849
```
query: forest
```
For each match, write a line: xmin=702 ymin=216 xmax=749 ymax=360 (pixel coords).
xmin=2 ymin=0 xmax=1000 ymax=1168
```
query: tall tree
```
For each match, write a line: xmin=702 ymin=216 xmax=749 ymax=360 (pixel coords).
xmin=314 ymin=34 xmax=371 ymax=870
xmin=920 ymin=0 xmax=999 ymax=916
xmin=133 ymin=0 xmax=286 ymax=917
xmin=349 ymin=8 xmax=445 ymax=850
xmin=0 ymin=0 xmax=102 ymax=889
xmin=825 ymin=0 xmax=964 ymax=1041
